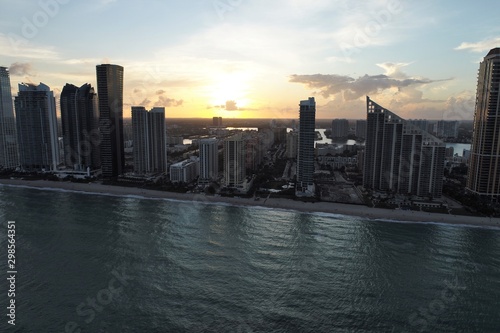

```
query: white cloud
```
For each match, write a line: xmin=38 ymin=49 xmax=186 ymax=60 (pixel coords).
xmin=455 ymin=37 xmax=500 ymax=53
xmin=0 ymin=34 xmax=59 ymax=60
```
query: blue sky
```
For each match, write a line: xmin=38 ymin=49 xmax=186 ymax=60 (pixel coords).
xmin=1 ymin=0 xmax=499 ymax=119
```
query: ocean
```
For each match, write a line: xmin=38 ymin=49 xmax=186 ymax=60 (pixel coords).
xmin=0 ymin=185 xmax=499 ymax=332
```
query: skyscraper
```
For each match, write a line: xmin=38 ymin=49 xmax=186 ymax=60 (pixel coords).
xmin=331 ymin=118 xmax=349 ymax=138
xmin=199 ymin=138 xmax=219 ymax=184
xmin=212 ymin=116 xmax=222 ymax=127
xmin=363 ymin=97 xmax=445 ymax=197
xmin=60 ymin=83 xmax=100 ymax=170
xmin=355 ymin=120 xmax=367 ymax=139
xmin=15 ymin=83 xmax=59 ymax=171
xmin=96 ymin=64 xmax=124 ymax=178
xmin=286 ymin=131 xmax=298 ymax=159
xmin=132 ymin=106 xmax=166 ymax=174
xmin=297 ymin=97 xmax=316 ymax=196
xmin=224 ymin=133 xmax=246 ymax=188
xmin=0 ymin=67 xmax=19 ymax=169
xmin=467 ymin=48 xmax=500 ymax=199
xmin=434 ymin=120 xmax=459 ymax=139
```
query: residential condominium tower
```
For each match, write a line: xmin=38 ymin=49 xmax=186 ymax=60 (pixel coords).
xmin=131 ymin=106 xmax=166 ymax=174
xmin=15 ymin=83 xmax=59 ymax=171
xmin=60 ymin=83 xmax=100 ymax=170
xmin=96 ymin=64 xmax=124 ymax=178
xmin=296 ymin=97 xmax=316 ymax=196
xmin=199 ymin=138 xmax=219 ymax=184
xmin=467 ymin=48 xmax=500 ymax=199
xmin=363 ymin=97 xmax=445 ymax=198
xmin=331 ymin=118 xmax=349 ymax=138
xmin=0 ymin=67 xmax=19 ymax=169
xmin=224 ymin=133 xmax=246 ymax=188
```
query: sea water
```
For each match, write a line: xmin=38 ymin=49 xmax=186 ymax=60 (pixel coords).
xmin=0 ymin=185 xmax=499 ymax=332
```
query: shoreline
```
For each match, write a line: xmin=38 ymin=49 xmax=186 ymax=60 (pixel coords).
xmin=1 ymin=179 xmax=499 ymax=228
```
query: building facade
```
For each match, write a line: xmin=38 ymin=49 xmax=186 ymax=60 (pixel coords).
xmin=60 ymin=83 xmax=100 ymax=170
xmin=286 ymin=131 xmax=298 ymax=159
xmin=355 ymin=120 xmax=367 ymax=140
xmin=434 ymin=120 xmax=458 ymax=139
xmin=297 ymin=97 xmax=316 ymax=196
xmin=132 ymin=106 xmax=166 ymax=174
xmin=331 ymin=118 xmax=349 ymax=138
xmin=363 ymin=97 xmax=445 ymax=198
xmin=170 ymin=158 xmax=199 ymax=183
xmin=96 ymin=64 xmax=124 ymax=178
xmin=199 ymin=138 xmax=219 ymax=184
xmin=467 ymin=48 xmax=500 ymax=199
xmin=224 ymin=133 xmax=246 ymax=188
xmin=0 ymin=67 xmax=19 ymax=169
xmin=15 ymin=83 xmax=59 ymax=171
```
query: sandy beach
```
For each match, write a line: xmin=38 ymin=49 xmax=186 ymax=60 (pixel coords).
xmin=0 ymin=178 xmax=498 ymax=228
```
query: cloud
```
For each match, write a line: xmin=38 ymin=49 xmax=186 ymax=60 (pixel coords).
xmin=154 ymin=96 xmax=183 ymax=108
xmin=156 ymin=89 xmax=166 ymax=95
xmin=8 ymin=62 xmax=33 ymax=76
xmin=455 ymin=37 xmax=500 ymax=53
xmin=225 ymin=100 xmax=238 ymax=111
xmin=0 ymin=35 xmax=59 ymax=60
xmin=289 ymin=72 xmax=447 ymax=101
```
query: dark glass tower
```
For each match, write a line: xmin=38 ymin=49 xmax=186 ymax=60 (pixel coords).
xmin=467 ymin=48 xmax=500 ymax=199
xmin=60 ymin=83 xmax=100 ymax=170
xmin=363 ymin=97 xmax=445 ymax=198
xmin=296 ymin=97 xmax=316 ymax=196
xmin=15 ymin=83 xmax=59 ymax=171
xmin=0 ymin=67 xmax=19 ymax=169
xmin=96 ymin=64 xmax=124 ymax=178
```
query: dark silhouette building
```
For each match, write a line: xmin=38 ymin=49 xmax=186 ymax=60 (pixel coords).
xmin=96 ymin=64 xmax=124 ymax=178
xmin=363 ymin=97 xmax=445 ymax=198
xmin=0 ymin=67 xmax=19 ymax=169
xmin=15 ymin=83 xmax=59 ymax=171
xmin=60 ymin=83 xmax=100 ymax=170
xmin=467 ymin=48 xmax=500 ymax=199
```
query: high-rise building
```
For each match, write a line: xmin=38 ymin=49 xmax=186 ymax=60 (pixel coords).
xmin=213 ymin=116 xmax=223 ymax=127
xmin=15 ymin=83 xmax=59 ymax=171
xmin=96 ymin=64 xmax=124 ymax=178
xmin=408 ymin=119 xmax=428 ymax=133
xmin=199 ymin=138 xmax=219 ymax=184
xmin=467 ymin=48 xmax=500 ymax=199
xmin=132 ymin=106 xmax=166 ymax=174
xmin=297 ymin=97 xmax=316 ymax=196
xmin=331 ymin=118 xmax=349 ymax=138
xmin=286 ymin=131 xmax=299 ymax=159
xmin=224 ymin=133 xmax=246 ymax=188
xmin=435 ymin=120 xmax=459 ymax=139
xmin=355 ymin=120 xmax=367 ymax=139
xmin=170 ymin=158 xmax=199 ymax=183
xmin=60 ymin=83 xmax=100 ymax=170
xmin=0 ymin=67 xmax=19 ymax=169
xmin=363 ymin=97 xmax=445 ymax=198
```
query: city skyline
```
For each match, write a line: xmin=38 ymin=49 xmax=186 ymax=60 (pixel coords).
xmin=1 ymin=1 xmax=500 ymax=119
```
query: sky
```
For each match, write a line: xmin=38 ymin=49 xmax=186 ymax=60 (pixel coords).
xmin=1 ymin=0 xmax=500 ymax=120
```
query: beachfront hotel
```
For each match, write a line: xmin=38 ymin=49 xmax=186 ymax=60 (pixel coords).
xmin=15 ymin=83 xmax=59 ymax=171
xmin=0 ymin=67 xmax=19 ymax=169
xmin=199 ymin=138 xmax=219 ymax=184
xmin=60 ymin=83 xmax=100 ymax=171
xmin=363 ymin=97 xmax=445 ymax=198
xmin=467 ymin=48 xmax=500 ymax=200
xmin=96 ymin=64 xmax=125 ymax=178
xmin=131 ymin=106 xmax=167 ymax=174
xmin=223 ymin=133 xmax=246 ymax=189
xmin=296 ymin=97 xmax=316 ymax=197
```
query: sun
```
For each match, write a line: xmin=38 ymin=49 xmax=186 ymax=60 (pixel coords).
xmin=208 ymin=72 xmax=252 ymax=112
